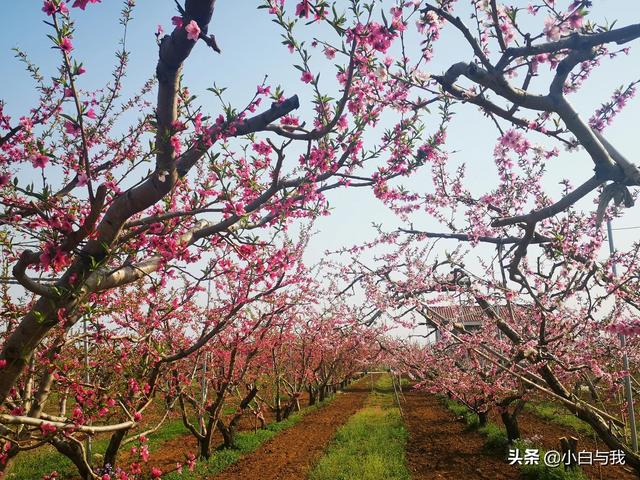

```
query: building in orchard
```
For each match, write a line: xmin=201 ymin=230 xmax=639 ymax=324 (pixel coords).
xmin=422 ymin=305 xmax=524 ymax=342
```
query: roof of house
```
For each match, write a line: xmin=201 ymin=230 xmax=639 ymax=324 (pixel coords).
xmin=425 ymin=305 xmax=524 ymax=325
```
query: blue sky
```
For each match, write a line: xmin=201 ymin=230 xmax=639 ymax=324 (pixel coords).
xmin=2 ymin=0 xmax=639 ymax=278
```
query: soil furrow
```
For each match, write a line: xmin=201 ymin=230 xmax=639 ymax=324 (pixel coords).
xmin=403 ymin=391 xmax=519 ymax=479
xmin=209 ymin=380 xmax=373 ymax=480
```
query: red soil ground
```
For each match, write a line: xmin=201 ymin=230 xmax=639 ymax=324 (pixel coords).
xmin=210 ymin=379 xmax=372 ymax=480
xmin=403 ymin=389 xmax=638 ymax=480
xmin=403 ymin=390 xmax=520 ymax=479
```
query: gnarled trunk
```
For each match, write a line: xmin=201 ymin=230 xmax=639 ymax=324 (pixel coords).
xmin=217 ymin=420 xmax=236 ymax=449
xmin=308 ymin=385 xmax=316 ymax=406
xmin=478 ymin=411 xmax=488 ymax=427
xmin=103 ymin=429 xmax=126 ymax=469
xmin=500 ymin=411 xmax=520 ymax=443
xmin=198 ymin=415 xmax=217 ymax=460
xmin=51 ymin=436 xmax=95 ymax=480
xmin=217 ymin=385 xmax=258 ymax=449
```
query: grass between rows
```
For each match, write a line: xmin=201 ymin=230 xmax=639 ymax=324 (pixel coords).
xmin=525 ymin=401 xmax=594 ymax=436
xmin=309 ymin=374 xmax=410 ymax=480
xmin=442 ymin=398 xmax=587 ymax=480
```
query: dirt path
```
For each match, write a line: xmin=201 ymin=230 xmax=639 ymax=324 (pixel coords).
xmin=403 ymin=391 xmax=519 ymax=480
xmin=210 ymin=379 xmax=372 ymax=480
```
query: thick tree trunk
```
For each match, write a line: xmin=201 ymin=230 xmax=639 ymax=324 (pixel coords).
xmin=281 ymin=398 xmax=296 ymax=420
xmin=500 ymin=411 xmax=520 ymax=443
xmin=217 ymin=421 xmax=236 ymax=449
xmin=218 ymin=385 xmax=258 ymax=449
xmin=538 ymin=364 xmax=640 ymax=473
xmin=198 ymin=427 xmax=213 ymax=460
xmin=103 ymin=429 xmax=126 ymax=469
xmin=51 ymin=436 xmax=95 ymax=480
xmin=196 ymin=412 xmax=218 ymax=460
xmin=560 ymin=436 xmax=579 ymax=470
xmin=575 ymin=405 xmax=640 ymax=473
xmin=478 ymin=411 xmax=488 ymax=428
xmin=308 ymin=386 xmax=316 ymax=406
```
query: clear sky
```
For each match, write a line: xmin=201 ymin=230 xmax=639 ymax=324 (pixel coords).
xmin=2 ymin=1 xmax=639 ymax=290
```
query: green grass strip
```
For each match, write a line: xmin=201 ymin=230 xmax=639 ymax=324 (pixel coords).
xmin=525 ymin=401 xmax=594 ymax=436
xmin=309 ymin=374 xmax=410 ymax=480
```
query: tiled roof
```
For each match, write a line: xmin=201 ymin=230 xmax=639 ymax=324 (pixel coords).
xmin=425 ymin=305 xmax=525 ymax=325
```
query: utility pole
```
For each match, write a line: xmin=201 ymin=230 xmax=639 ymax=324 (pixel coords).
xmin=200 ymin=352 xmax=208 ymax=436
xmin=201 ymin=280 xmax=212 ymax=435
xmin=496 ymin=241 xmax=508 ymax=342
xmin=83 ymin=317 xmax=92 ymax=461
xmin=607 ymin=219 xmax=638 ymax=451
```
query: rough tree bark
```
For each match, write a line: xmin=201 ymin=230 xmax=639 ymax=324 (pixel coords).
xmin=217 ymin=385 xmax=258 ymax=449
